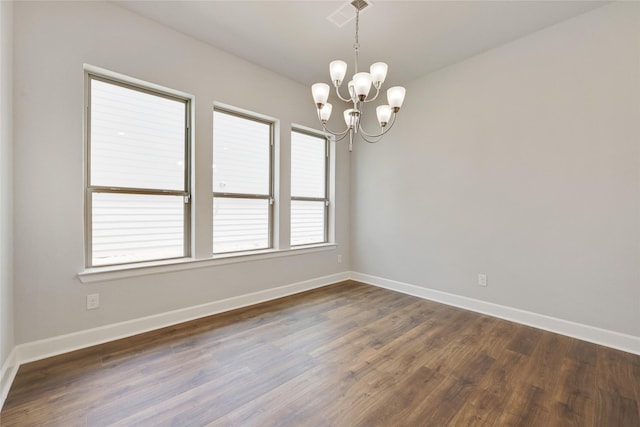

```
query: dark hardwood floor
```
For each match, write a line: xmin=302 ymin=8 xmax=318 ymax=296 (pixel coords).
xmin=1 ymin=280 xmax=639 ymax=426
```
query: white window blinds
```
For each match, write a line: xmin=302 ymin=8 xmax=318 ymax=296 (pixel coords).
xmin=90 ymin=79 xmax=186 ymax=191
xmin=213 ymin=109 xmax=273 ymax=254
xmin=291 ymin=130 xmax=328 ymax=246
xmin=87 ymin=76 xmax=189 ymax=267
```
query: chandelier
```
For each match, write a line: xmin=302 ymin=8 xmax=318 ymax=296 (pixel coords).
xmin=311 ymin=0 xmax=406 ymax=151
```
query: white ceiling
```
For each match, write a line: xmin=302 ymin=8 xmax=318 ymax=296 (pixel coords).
xmin=113 ymin=1 xmax=607 ymax=88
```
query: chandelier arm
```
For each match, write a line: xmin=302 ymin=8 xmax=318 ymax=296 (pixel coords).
xmin=320 ymin=122 xmax=351 ymax=141
xmin=328 ymin=128 xmax=352 ymax=143
xmin=359 ymin=132 xmax=385 ymax=144
xmin=316 ymin=109 xmax=351 ymax=138
xmin=357 ymin=112 xmax=397 ymax=140
xmin=334 ymin=85 xmax=355 ymax=103
xmin=358 ymin=121 xmax=394 ymax=143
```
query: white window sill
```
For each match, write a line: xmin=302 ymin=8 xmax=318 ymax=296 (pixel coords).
xmin=78 ymin=244 xmax=337 ymax=284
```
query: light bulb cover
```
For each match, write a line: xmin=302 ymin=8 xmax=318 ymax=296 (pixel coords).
xmin=329 ymin=60 xmax=347 ymax=87
xmin=344 ymin=109 xmax=356 ymax=128
xmin=311 ymin=83 xmax=330 ymax=108
xmin=387 ymin=86 xmax=406 ymax=112
xmin=320 ymin=103 xmax=332 ymax=123
xmin=353 ymin=72 xmax=373 ymax=101
xmin=370 ymin=62 xmax=388 ymax=88
xmin=376 ymin=105 xmax=392 ymax=127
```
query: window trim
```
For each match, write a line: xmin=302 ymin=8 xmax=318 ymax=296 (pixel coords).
xmin=212 ymin=106 xmax=275 ymax=255
xmin=78 ymin=243 xmax=338 ymax=284
xmin=84 ymin=72 xmax=192 ymax=268
xmin=290 ymin=126 xmax=330 ymax=246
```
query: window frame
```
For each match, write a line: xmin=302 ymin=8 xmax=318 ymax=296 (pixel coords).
xmin=84 ymin=72 xmax=192 ymax=268
xmin=290 ymin=127 xmax=330 ymax=246
xmin=212 ymin=107 xmax=275 ymax=255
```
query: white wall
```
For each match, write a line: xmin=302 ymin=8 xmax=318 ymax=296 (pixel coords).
xmin=352 ymin=2 xmax=640 ymax=337
xmin=0 ymin=0 xmax=15 ymax=376
xmin=12 ymin=1 xmax=350 ymax=344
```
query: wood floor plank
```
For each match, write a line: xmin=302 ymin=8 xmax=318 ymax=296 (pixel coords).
xmin=519 ymin=330 xmax=570 ymax=392
xmin=448 ymin=348 xmax=526 ymax=426
xmin=2 ymin=280 xmax=639 ymax=426
xmin=550 ymin=358 xmax=596 ymax=426
xmin=498 ymin=384 xmax=550 ymax=426
xmin=403 ymin=368 xmax=486 ymax=426
xmin=353 ymin=366 xmax=446 ymax=427
xmin=632 ymin=355 xmax=640 ymax=423
xmin=597 ymin=346 xmax=638 ymax=400
xmin=506 ymin=325 xmax=542 ymax=356
xmin=567 ymin=337 xmax=598 ymax=367
xmin=595 ymin=388 xmax=640 ymax=427
xmin=106 ymin=366 xmax=254 ymax=427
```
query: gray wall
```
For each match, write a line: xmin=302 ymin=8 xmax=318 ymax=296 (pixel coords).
xmin=12 ymin=1 xmax=350 ymax=344
xmin=352 ymin=2 xmax=640 ymax=337
xmin=0 ymin=0 xmax=15 ymax=370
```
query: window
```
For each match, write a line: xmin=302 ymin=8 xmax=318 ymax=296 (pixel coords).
xmin=86 ymin=75 xmax=190 ymax=267
xmin=291 ymin=129 xmax=329 ymax=246
xmin=213 ymin=109 xmax=273 ymax=254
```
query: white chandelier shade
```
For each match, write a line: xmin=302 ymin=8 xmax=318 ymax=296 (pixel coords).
xmin=311 ymin=2 xmax=406 ymax=150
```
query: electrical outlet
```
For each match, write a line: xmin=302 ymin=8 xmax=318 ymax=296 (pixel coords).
xmin=87 ymin=293 xmax=100 ymax=310
xmin=478 ymin=274 xmax=488 ymax=287
xmin=337 ymin=255 xmax=342 ymax=264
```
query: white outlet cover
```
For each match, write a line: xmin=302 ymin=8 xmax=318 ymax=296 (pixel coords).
xmin=478 ymin=274 xmax=488 ymax=287
xmin=87 ymin=293 xmax=100 ymax=310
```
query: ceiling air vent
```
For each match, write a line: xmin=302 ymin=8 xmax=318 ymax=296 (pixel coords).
xmin=327 ymin=0 xmax=373 ymax=28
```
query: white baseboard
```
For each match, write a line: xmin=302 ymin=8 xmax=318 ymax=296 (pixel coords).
xmin=0 ymin=347 xmax=18 ymax=410
xmin=351 ymin=272 xmax=640 ymax=356
xmin=13 ymin=271 xmax=350 ymax=367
